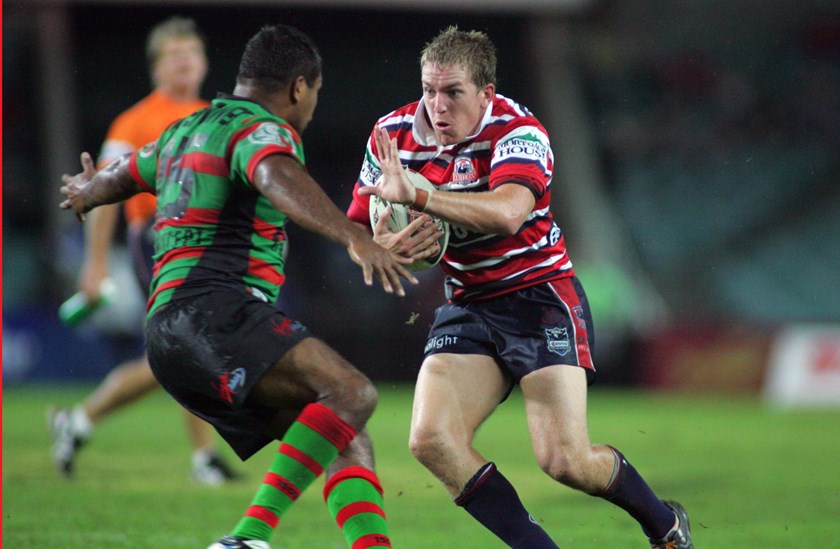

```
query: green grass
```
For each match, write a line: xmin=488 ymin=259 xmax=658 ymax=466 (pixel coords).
xmin=3 ymin=383 xmax=839 ymax=548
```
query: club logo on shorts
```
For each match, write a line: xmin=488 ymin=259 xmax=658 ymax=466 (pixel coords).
xmin=213 ymin=367 xmax=246 ymax=404
xmin=271 ymin=318 xmax=303 ymax=336
xmin=545 ymin=327 xmax=571 ymax=356
xmin=572 ymin=305 xmax=586 ymax=329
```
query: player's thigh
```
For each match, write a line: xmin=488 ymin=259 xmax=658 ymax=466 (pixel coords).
xmin=411 ymin=352 xmax=509 ymax=444
xmin=249 ymin=336 xmax=372 ymax=409
xmin=521 ymin=364 xmax=592 ymax=459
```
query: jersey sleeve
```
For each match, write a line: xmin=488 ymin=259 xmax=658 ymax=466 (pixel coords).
xmin=489 ymin=124 xmax=553 ymax=198
xmin=97 ymin=111 xmax=138 ymax=168
xmin=229 ymin=120 xmax=306 ymax=187
xmin=128 ymin=141 xmax=159 ymax=193
xmin=346 ymin=132 xmax=381 ymax=224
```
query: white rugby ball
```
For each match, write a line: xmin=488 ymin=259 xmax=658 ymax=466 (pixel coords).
xmin=369 ymin=170 xmax=450 ymax=271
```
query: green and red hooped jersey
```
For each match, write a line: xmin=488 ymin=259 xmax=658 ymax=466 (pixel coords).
xmin=128 ymin=94 xmax=306 ymax=318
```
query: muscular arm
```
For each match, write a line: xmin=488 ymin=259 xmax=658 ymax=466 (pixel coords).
xmin=252 ymin=153 xmax=417 ymax=295
xmin=60 ymin=152 xmax=144 ymax=220
xmin=253 ymin=154 xmax=372 ymax=248
xmin=362 ymin=126 xmax=536 ymax=236
xmin=421 ymin=183 xmax=535 ymax=236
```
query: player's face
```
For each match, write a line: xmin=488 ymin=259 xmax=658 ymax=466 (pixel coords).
xmin=154 ymin=36 xmax=208 ymax=94
xmin=421 ymin=63 xmax=494 ymax=146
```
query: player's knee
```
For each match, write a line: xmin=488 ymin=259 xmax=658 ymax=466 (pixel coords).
xmin=537 ymin=451 xmax=587 ymax=490
xmin=408 ymin=424 xmax=452 ymax=467
xmin=334 ymin=372 xmax=378 ymax=423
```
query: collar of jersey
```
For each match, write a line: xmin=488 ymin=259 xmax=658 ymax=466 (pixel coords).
xmin=214 ymin=92 xmax=272 ymax=114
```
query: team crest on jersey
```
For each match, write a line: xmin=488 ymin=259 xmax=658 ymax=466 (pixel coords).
xmin=545 ymin=327 xmax=571 ymax=356
xmin=249 ymin=123 xmax=291 ymax=147
xmin=451 ymin=156 xmax=477 ymax=185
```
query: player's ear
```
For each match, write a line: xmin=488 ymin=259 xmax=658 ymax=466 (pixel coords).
xmin=480 ymin=83 xmax=495 ymax=108
xmin=290 ymin=75 xmax=307 ymax=105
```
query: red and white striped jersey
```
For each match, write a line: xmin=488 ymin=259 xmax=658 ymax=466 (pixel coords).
xmin=347 ymin=94 xmax=575 ymax=302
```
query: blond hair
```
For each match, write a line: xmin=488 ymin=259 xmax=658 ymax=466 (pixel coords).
xmin=145 ymin=16 xmax=205 ymax=69
xmin=420 ymin=26 xmax=496 ymax=87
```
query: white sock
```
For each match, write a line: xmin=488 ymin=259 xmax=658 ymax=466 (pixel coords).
xmin=71 ymin=406 xmax=93 ymax=438
xmin=192 ymin=447 xmax=216 ymax=466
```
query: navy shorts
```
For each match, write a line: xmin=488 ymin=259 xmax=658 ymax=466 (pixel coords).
xmin=145 ymin=286 xmax=311 ymax=460
xmin=424 ymin=277 xmax=596 ymax=384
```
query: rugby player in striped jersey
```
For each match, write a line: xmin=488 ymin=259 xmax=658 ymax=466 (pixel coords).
xmin=60 ymin=24 xmax=413 ymax=549
xmin=348 ymin=27 xmax=693 ymax=549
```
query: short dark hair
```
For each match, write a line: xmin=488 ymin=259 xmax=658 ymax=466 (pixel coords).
xmin=237 ymin=25 xmax=322 ymax=93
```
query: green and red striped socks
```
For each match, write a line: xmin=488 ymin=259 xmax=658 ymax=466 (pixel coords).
xmin=324 ymin=466 xmax=391 ymax=548
xmin=229 ymin=403 xmax=357 ymax=541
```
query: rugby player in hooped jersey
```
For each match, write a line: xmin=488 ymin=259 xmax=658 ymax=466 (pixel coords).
xmin=60 ymin=24 xmax=415 ymax=549
xmin=347 ymin=27 xmax=693 ymax=549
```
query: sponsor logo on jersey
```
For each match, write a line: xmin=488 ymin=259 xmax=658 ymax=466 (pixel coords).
xmin=545 ymin=327 xmax=571 ymax=356
xmin=360 ymin=157 xmax=381 ymax=187
xmin=549 ymin=223 xmax=561 ymax=246
xmin=451 ymin=156 xmax=477 ymax=185
xmin=496 ymin=133 xmax=548 ymax=161
xmin=425 ymin=334 xmax=460 ymax=353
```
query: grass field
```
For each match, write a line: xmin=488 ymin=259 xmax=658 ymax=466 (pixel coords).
xmin=3 ymin=382 xmax=839 ymax=548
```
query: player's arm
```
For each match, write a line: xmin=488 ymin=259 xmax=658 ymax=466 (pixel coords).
xmin=413 ymin=184 xmax=533 ymax=236
xmin=60 ymin=152 xmax=144 ymax=221
xmin=77 ymin=143 xmax=132 ymax=300
xmin=360 ymin=127 xmax=535 ymax=236
xmin=251 ymin=153 xmax=418 ymax=296
xmin=76 ymin=205 xmax=120 ymax=300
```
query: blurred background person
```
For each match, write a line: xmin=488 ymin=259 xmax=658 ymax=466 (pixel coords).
xmin=47 ymin=15 xmax=240 ymax=486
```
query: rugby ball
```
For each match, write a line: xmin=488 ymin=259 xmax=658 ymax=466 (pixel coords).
xmin=369 ymin=170 xmax=450 ymax=271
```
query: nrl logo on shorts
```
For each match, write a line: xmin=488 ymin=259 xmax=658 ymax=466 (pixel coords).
xmin=545 ymin=327 xmax=571 ymax=356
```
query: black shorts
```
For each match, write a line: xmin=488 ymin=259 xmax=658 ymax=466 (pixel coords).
xmin=424 ymin=277 xmax=596 ymax=384
xmin=145 ymin=286 xmax=311 ymax=460
xmin=127 ymin=217 xmax=154 ymax=298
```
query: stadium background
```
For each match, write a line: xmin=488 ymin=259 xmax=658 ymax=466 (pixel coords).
xmin=4 ymin=0 xmax=840 ymax=399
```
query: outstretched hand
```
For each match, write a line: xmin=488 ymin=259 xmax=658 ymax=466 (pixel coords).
xmin=59 ymin=152 xmax=97 ymax=221
xmin=357 ymin=127 xmax=416 ymax=205
xmin=346 ymin=228 xmax=418 ymax=297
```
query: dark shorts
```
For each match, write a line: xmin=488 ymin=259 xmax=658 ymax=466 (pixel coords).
xmin=145 ymin=286 xmax=311 ymax=460
xmin=424 ymin=277 xmax=596 ymax=385
xmin=127 ymin=217 xmax=154 ymax=298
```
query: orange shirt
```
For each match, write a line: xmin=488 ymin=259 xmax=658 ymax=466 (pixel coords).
xmin=98 ymin=89 xmax=209 ymax=225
